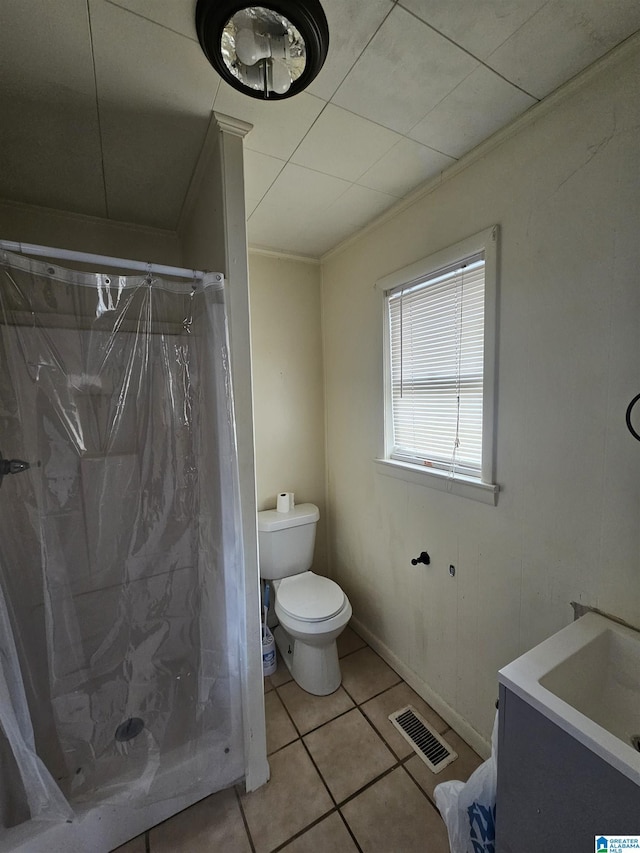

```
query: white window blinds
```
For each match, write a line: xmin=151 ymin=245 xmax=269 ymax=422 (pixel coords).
xmin=387 ymin=254 xmax=485 ymax=477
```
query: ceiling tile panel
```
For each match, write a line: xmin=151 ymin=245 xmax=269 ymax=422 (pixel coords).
xmin=306 ymin=0 xmax=395 ymax=100
xmin=0 ymin=94 xmax=106 ymax=218
xmin=90 ymin=0 xmax=217 ymax=114
xmin=0 ymin=0 xmax=105 ymax=216
xmin=104 ymin=0 xmax=198 ymax=40
xmin=245 ymin=197 xmax=262 ymax=219
xmin=486 ymin=0 xmax=640 ymax=99
xmin=90 ymin=0 xmax=217 ymax=227
xmin=332 ymin=5 xmax=478 ymax=134
xmin=248 ymin=175 xmax=397 ymax=256
xmin=251 ymin=163 xmax=351 ymax=219
xmin=409 ymin=66 xmax=537 ymax=158
xmin=357 ymin=138 xmax=455 ymax=197
xmin=2 ymin=0 xmax=638 ymax=255
xmin=282 ymin=217 xmax=356 ymax=257
xmin=323 ymin=183 xmax=398 ymax=230
xmin=243 ymin=150 xmax=287 ymax=201
xmin=271 ymin=184 xmax=398 ymax=256
xmin=98 ymin=104 xmax=210 ymax=228
xmin=290 ymin=105 xmax=401 ymax=182
xmin=247 ymin=163 xmax=350 ymax=250
xmin=246 ymin=210 xmax=304 ymax=253
xmin=0 ymin=0 xmax=96 ymax=97
xmin=398 ymin=0 xmax=548 ymax=60
xmin=214 ymin=84 xmax=326 ymax=160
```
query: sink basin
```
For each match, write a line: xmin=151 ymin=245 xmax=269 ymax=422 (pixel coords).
xmin=540 ymin=625 xmax=640 ymax=746
xmin=499 ymin=612 xmax=640 ymax=784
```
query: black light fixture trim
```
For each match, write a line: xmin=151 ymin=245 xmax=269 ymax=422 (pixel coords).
xmin=196 ymin=0 xmax=329 ymax=100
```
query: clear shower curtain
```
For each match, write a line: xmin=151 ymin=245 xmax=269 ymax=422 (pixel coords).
xmin=0 ymin=249 xmax=244 ymax=824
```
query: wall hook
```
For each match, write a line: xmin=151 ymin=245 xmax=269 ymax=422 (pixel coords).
xmin=411 ymin=551 xmax=431 ymax=566
xmin=626 ymin=392 xmax=640 ymax=441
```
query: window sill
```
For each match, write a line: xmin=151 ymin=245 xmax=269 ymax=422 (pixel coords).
xmin=374 ymin=458 xmax=499 ymax=506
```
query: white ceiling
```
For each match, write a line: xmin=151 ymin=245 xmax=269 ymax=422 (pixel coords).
xmin=1 ymin=0 xmax=639 ymax=258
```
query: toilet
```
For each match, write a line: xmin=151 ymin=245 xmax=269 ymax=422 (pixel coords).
xmin=257 ymin=503 xmax=352 ymax=696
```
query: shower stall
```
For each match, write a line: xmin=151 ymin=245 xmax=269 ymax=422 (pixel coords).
xmin=0 ymin=245 xmax=260 ymax=851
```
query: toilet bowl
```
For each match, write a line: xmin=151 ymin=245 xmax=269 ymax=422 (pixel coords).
xmin=257 ymin=503 xmax=352 ymax=696
xmin=273 ymin=571 xmax=352 ymax=695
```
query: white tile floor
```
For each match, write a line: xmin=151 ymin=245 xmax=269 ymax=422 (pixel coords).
xmin=113 ymin=627 xmax=482 ymax=852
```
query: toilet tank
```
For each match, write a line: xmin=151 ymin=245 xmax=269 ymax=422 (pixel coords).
xmin=257 ymin=503 xmax=319 ymax=580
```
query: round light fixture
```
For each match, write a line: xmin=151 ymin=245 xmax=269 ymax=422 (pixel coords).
xmin=196 ymin=1 xmax=329 ymax=100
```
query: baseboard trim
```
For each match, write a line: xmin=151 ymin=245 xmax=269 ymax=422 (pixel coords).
xmin=350 ymin=617 xmax=491 ymax=760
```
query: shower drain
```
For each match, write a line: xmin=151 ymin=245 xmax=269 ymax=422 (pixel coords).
xmin=115 ymin=717 xmax=145 ymax=743
xmin=631 ymin=735 xmax=640 ymax=752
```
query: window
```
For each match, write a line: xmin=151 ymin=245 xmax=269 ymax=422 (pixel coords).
xmin=378 ymin=227 xmax=499 ymax=504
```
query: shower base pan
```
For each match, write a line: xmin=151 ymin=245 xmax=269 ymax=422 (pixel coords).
xmin=1 ymin=741 xmax=241 ymax=853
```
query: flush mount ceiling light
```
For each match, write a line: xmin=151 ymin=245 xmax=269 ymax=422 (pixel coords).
xmin=196 ymin=0 xmax=329 ymax=100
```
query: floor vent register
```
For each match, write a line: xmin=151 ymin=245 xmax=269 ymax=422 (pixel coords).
xmin=388 ymin=705 xmax=457 ymax=773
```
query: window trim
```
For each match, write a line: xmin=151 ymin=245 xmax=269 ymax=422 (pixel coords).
xmin=377 ymin=226 xmax=499 ymax=505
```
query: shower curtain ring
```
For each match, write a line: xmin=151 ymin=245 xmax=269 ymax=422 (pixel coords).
xmin=183 ymin=286 xmax=196 ymax=333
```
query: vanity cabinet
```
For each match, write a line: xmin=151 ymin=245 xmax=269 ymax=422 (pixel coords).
xmin=495 ymin=684 xmax=640 ymax=852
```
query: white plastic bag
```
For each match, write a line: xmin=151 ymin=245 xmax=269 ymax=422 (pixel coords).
xmin=434 ymin=712 xmax=498 ymax=853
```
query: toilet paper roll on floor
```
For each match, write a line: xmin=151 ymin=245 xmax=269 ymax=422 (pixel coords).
xmin=276 ymin=492 xmax=295 ymax=513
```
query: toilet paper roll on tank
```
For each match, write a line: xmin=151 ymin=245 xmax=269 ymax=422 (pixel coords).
xmin=276 ymin=492 xmax=295 ymax=513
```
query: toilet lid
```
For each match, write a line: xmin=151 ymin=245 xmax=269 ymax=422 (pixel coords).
xmin=277 ymin=572 xmax=345 ymax=622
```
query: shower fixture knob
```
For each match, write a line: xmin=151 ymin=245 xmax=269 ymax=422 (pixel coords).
xmin=0 ymin=450 xmax=31 ymax=487
xmin=411 ymin=551 xmax=431 ymax=566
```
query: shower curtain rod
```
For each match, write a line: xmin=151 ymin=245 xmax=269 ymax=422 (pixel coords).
xmin=0 ymin=240 xmax=220 ymax=282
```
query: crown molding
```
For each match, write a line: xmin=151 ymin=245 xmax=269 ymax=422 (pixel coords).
xmin=249 ymin=244 xmax=321 ymax=265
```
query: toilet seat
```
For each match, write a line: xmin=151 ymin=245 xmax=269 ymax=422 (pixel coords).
xmin=277 ymin=572 xmax=345 ymax=622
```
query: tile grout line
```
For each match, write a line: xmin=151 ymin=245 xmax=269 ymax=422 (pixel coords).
xmin=234 ymin=784 xmax=257 ymax=853
xmin=338 ymin=641 xmax=368 ymax=660
xmin=268 ymin=641 xmax=405 ymax=755
xmin=294 ymin=723 xmax=401 ymax=852
xmin=273 ymin=694 xmax=356 ymax=740
xmin=267 ymin=682 xmax=355 ymax=848
xmin=341 ymin=654 xmax=468 ymax=821
xmin=262 ymin=636 xmax=461 ymax=848
xmin=401 ymin=758 xmax=448 ymax=817
xmin=336 ymin=808 xmax=365 ymax=853
xmin=275 ymin=683 xmax=395 ymax=843
xmin=343 ymin=675 xmax=404 ymax=707
xmin=272 ymin=680 xmax=304 ymax=738
xmin=292 ymin=701 xmax=400 ymax=831
xmin=130 ymin=635 xmax=464 ymax=852
xmin=357 ymin=702 xmax=406 ymax=762
xmin=267 ymin=806 xmax=341 ymax=853
xmin=336 ymin=761 xmax=401 ymax=809
xmin=299 ymin=723 xmax=340 ymax=808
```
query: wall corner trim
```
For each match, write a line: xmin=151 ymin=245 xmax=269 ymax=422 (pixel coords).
xmin=178 ymin=111 xmax=253 ymax=235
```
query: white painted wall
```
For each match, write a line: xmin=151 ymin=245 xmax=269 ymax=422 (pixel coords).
xmin=248 ymin=251 xmax=327 ymax=570
xmin=320 ymin=42 xmax=640 ymax=746
xmin=0 ymin=198 xmax=181 ymax=264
